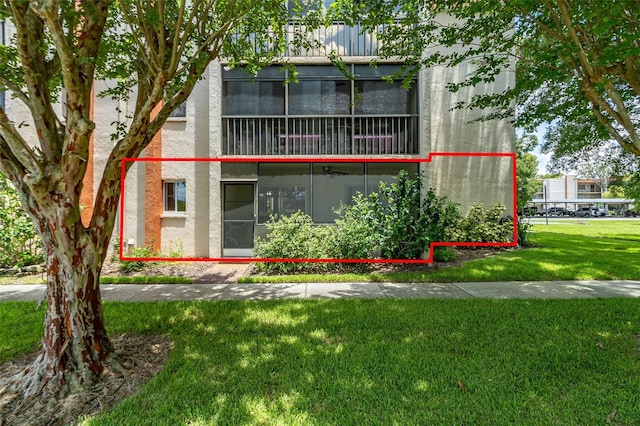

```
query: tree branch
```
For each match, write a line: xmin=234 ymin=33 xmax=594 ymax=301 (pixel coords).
xmin=8 ymin=0 xmax=62 ymax=162
xmin=0 ymin=108 xmax=43 ymax=179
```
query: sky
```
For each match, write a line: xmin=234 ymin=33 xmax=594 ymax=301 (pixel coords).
xmin=517 ymin=124 xmax=550 ymax=175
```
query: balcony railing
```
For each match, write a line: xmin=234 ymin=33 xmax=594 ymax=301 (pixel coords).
xmin=222 ymin=116 xmax=419 ymax=156
xmin=286 ymin=22 xmax=394 ymax=57
xmin=234 ymin=22 xmax=398 ymax=59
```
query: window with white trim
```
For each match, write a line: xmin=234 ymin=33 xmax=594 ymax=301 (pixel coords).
xmin=168 ymin=101 xmax=187 ymax=118
xmin=163 ymin=181 xmax=186 ymax=212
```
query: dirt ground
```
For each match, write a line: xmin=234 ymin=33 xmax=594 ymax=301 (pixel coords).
xmin=0 ymin=334 xmax=172 ymax=426
xmin=98 ymin=246 xmax=506 ymax=279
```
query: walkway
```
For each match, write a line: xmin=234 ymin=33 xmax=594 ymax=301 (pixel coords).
xmin=2 ymin=280 xmax=640 ymax=302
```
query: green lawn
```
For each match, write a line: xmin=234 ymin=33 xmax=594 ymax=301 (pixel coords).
xmin=241 ymin=220 xmax=640 ymax=283
xmin=2 ymin=299 xmax=639 ymax=424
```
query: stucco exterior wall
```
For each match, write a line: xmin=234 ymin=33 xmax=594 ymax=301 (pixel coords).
xmin=122 ymin=160 xmax=145 ymax=250
xmin=208 ymin=63 xmax=223 ymax=258
xmin=425 ymin=14 xmax=516 ymax=215
xmin=159 ymin=73 xmax=212 ymax=257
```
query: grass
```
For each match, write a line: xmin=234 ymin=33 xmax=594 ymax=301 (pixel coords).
xmin=240 ymin=220 xmax=640 ymax=283
xmin=2 ymin=299 xmax=639 ymax=424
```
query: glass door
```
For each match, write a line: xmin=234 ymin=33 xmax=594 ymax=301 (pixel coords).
xmin=222 ymin=183 xmax=255 ymax=257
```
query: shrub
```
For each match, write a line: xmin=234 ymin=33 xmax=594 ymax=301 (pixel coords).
xmin=337 ymin=171 xmax=462 ymax=260
xmin=452 ymin=203 xmax=514 ymax=243
xmin=331 ymin=193 xmax=381 ymax=259
xmin=253 ymin=211 xmax=331 ymax=274
xmin=252 ymin=173 xmax=516 ymax=272
xmin=0 ymin=173 xmax=43 ymax=268
xmin=433 ymin=246 xmax=456 ymax=262
xmin=517 ymin=218 xmax=533 ymax=246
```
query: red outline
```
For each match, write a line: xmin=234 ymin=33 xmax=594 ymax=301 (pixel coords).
xmin=119 ymin=154 xmax=517 ymax=263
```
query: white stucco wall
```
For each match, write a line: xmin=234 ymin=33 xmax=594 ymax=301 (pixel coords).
xmin=159 ymin=73 xmax=212 ymax=257
xmin=425 ymin=14 xmax=516 ymax=215
xmin=208 ymin=63 xmax=223 ymax=258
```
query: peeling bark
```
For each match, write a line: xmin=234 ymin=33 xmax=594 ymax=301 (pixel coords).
xmin=6 ymin=204 xmax=113 ymax=399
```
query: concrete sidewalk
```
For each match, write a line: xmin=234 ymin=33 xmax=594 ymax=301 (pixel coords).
xmin=2 ymin=280 xmax=640 ymax=302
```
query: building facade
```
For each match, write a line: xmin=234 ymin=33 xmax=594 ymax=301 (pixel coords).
xmin=2 ymin=13 xmax=516 ymax=259
xmin=531 ymin=176 xmax=632 ymax=213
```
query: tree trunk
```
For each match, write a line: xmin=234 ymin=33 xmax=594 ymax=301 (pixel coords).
xmin=8 ymin=213 xmax=113 ymax=398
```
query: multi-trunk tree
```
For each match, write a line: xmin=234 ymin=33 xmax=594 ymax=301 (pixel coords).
xmin=0 ymin=0 xmax=305 ymax=401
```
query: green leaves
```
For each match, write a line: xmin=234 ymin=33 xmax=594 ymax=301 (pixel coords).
xmin=333 ymin=0 xmax=640 ymax=159
xmin=0 ymin=172 xmax=43 ymax=268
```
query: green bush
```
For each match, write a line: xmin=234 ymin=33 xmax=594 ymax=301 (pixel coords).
xmin=433 ymin=246 xmax=456 ymax=262
xmin=517 ymin=218 xmax=533 ymax=246
xmin=332 ymin=193 xmax=381 ymax=259
xmin=452 ymin=203 xmax=514 ymax=243
xmin=252 ymin=172 xmax=517 ymax=273
xmin=253 ymin=211 xmax=332 ymax=274
xmin=0 ymin=173 xmax=43 ymax=268
xmin=337 ymin=170 xmax=462 ymax=260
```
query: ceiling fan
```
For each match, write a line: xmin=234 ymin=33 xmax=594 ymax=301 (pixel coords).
xmin=320 ymin=166 xmax=349 ymax=176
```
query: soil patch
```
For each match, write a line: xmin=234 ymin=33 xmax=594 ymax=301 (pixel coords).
xmin=0 ymin=334 xmax=173 ymax=425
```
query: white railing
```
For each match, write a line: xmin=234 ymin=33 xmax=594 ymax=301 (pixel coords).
xmin=222 ymin=116 xmax=419 ymax=156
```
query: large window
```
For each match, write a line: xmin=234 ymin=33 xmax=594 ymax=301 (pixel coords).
xmin=355 ymin=80 xmax=417 ymax=115
xmin=256 ymin=162 xmax=418 ymax=224
xmin=289 ymin=80 xmax=350 ymax=115
xmin=258 ymin=164 xmax=310 ymax=223
xmin=222 ymin=65 xmax=419 ymax=155
xmin=223 ymin=65 xmax=415 ymax=117
xmin=223 ymin=81 xmax=285 ymax=115
xmin=312 ymin=163 xmax=364 ymax=222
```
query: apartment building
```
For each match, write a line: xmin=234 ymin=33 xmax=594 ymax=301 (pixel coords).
xmin=531 ymin=176 xmax=632 ymax=213
xmin=2 ymin=9 xmax=516 ymax=259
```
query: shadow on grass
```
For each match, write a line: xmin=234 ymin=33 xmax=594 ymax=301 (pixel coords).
xmin=70 ymin=299 xmax=640 ymax=425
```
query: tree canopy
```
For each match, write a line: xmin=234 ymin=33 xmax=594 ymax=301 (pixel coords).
xmin=332 ymin=0 xmax=640 ymax=159
xmin=516 ymin=133 xmax=539 ymax=211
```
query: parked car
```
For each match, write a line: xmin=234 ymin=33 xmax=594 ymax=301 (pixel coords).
xmin=538 ymin=207 xmax=572 ymax=216
xmin=521 ymin=206 xmax=539 ymax=216
xmin=575 ymin=207 xmax=607 ymax=217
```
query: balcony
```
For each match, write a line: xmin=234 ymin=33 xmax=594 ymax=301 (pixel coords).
xmin=222 ymin=116 xmax=419 ymax=156
xmin=235 ymin=21 xmax=399 ymax=59
xmin=285 ymin=22 xmax=393 ymax=57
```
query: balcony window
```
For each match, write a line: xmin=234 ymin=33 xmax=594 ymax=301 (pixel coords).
xmin=289 ymin=80 xmax=350 ymax=115
xmin=355 ymin=80 xmax=417 ymax=115
xmin=222 ymin=64 xmax=419 ymax=155
xmin=223 ymin=81 xmax=285 ymax=115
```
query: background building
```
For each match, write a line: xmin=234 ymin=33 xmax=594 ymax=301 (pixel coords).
xmin=531 ymin=176 xmax=633 ymax=214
